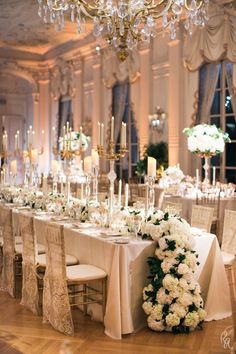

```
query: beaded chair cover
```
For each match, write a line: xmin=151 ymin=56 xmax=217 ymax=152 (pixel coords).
xmin=221 ymin=210 xmax=236 ymax=255
xmin=43 ymin=222 xmax=74 ymax=335
xmin=191 ymin=205 xmax=214 ymax=232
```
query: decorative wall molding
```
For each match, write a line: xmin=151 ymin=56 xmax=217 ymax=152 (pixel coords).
xmin=50 ymin=58 xmax=76 ymax=101
xmin=152 ymin=62 xmax=170 ymax=79
xmin=83 ymin=81 xmax=94 ymax=95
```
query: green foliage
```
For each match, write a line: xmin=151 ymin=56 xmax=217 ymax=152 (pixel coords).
xmin=136 ymin=141 xmax=168 ymax=176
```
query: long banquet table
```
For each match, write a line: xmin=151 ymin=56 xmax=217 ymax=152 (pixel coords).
xmin=18 ymin=212 xmax=230 ymax=339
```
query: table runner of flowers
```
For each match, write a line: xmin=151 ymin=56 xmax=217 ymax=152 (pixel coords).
xmin=141 ymin=211 xmax=206 ymax=333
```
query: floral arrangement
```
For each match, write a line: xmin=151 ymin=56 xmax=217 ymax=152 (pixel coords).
xmin=160 ymin=165 xmax=184 ymax=188
xmin=59 ymin=131 xmax=90 ymax=152
xmin=141 ymin=210 xmax=206 ymax=333
xmin=183 ymin=124 xmax=230 ymax=156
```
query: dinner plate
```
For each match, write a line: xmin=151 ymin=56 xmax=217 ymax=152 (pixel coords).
xmin=72 ymin=222 xmax=93 ymax=229
xmin=51 ymin=216 xmax=70 ymax=222
xmin=114 ymin=238 xmax=130 ymax=244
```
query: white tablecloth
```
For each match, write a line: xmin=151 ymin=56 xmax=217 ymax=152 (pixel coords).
xmin=32 ymin=216 xmax=231 ymax=340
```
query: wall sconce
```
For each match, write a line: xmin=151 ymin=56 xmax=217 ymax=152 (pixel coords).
xmin=148 ymin=106 xmax=167 ymax=133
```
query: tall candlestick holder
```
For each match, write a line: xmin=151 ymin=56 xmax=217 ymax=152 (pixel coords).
xmin=97 ymin=141 xmax=128 ymax=214
xmin=23 ymin=143 xmax=44 ymax=187
xmin=92 ymin=166 xmax=99 ymax=203
xmin=85 ymin=173 xmax=92 ymax=204
xmin=147 ymin=176 xmax=155 ymax=209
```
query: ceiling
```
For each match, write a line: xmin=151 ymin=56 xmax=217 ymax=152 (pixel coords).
xmin=0 ymin=0 xmax=92 ymax=60
xmin=0 ymin=0 xmax=235 ymax=61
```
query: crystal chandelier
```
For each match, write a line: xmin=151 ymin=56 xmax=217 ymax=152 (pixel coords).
xmin=38 ymin=0 xmax=209 ymax=61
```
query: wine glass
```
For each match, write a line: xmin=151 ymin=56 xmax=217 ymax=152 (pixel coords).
xmin=132 ymin=214 xmax=142 ymax=240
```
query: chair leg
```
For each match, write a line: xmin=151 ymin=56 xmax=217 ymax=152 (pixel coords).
xmin=83 ymin=284 xmax=87 ymax=315
xmin=102 ymin=278 xmax=106 ymax=318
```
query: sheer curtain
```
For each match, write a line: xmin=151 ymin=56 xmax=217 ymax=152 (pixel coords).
xmin=225 ymin=62 xmax=236 ymax=121
xmin=197 ymin=63 xmax=220 ymax=124
xmin=112 ymin=83 xmax=129 ymax=145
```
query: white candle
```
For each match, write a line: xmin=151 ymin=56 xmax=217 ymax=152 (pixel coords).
xmin=123 ymin=123 xmax=126 ymax=147
xmin=147 ymin=157 xmax=156 ymax=177
xmin=10 ymin=160 xmax=17 ymax=176
xmin=0 ymin=171 xmax=4 ymax=187
xmin=111 ymin=116 xmax=114 ymax=141
xmin=101 ymin=123 xmax=104 ymax=147
xmin=14 ymin=134 xmax=17 ymax=151
xmin=80 ymin=126 xmax=83 ymax=148
xmin=213 ymin=166 xmax=216 ymax=186
xmin=124 ymin=183 xmax=129 ymax=208
xmin=145 ymin=182 xmax=149 ymax=213
xmin=66 ymin=121 xmax=69 ymax=135
xmin=32 ymin=131 xmax=35 ymax=149
xmin=98 ymin=122 xmax=101 ymax=146
xmin=196 ymin=168 xmax=199 ymax=186
xmin=92 ymin=149 xmax=99 ymax=167
xmin=42 ymin=176 xmax=47 ymax=195
xmin=51 ymin=160 xmax=59 ymax=176
xmin=118 ymin=179 xmax=122 ymax=207
xmin=17 ymin=131 xmax=20 ymax=149
xmin=41 ymin=130 xmax=45 ymax=148
xmin=84 ymin=156 xmax=92 ymax=174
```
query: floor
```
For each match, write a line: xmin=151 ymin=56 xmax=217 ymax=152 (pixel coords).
xmin=0 ymin=289 xmax=233 ymax=354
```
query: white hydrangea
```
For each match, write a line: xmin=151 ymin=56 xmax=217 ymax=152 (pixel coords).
xmin=170 ymin=303 xmax=187 ymax=318
xmin=163 ymin=274 xmax=179 ymax=292
xmin=156 ymin=287 xmax=173 ymax=305
xmin=177 ymin=263 xmax=191 ymax=275
xmin=178 ymin=292 xmax=193 ymax=307
xmin=166 ymin=313 xmax=181 ymax=327
xmin=142 ymin=301 xmax=153 ymax=315
xmin=150 ymin=304 xmax=163 ymax=320
xmin=184 ymin=312 xmax=200 ymax=329
xmin=147 ymin=317 xmax=165 ymax=332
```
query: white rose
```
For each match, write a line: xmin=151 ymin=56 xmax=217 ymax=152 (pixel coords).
xmin=178 ymin=292 xmax=193 ymax=307
xmin=170 ymin=303 xmax=187 ymax=318
xmin=156 ymin=287 xmax=173 ymax=305
xmin=151 ymin=304 xmax=163 ymax=320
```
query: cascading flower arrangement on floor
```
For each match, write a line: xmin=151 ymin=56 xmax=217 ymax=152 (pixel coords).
xmin=141 ymin=210 xmax=206 ymax=333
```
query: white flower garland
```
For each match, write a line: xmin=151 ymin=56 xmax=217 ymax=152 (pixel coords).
xmin=141 ymin=210 xmax=206 ymax=333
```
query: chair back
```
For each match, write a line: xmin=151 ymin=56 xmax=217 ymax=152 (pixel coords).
xmin=162 ymin=201 xmax=182 ymax=216
xmin=0 ymin=205 xmax=15 ymax=297
xmin=43 ymin=222 xmax=73 ymax=335
xmin=221 ymin=210 xmax=236 ymax=255
xmin=190 ymin=205 xmax=214 ymax=232
xmin=19 ymin=213 xmax=39 ymax=314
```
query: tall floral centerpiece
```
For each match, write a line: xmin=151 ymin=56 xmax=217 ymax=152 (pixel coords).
xmin=183 ymin=124 xmax=230 ymax=184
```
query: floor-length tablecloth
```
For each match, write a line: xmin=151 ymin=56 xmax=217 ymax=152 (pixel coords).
xmin=33 ymin=216 xmax=231 ymax=339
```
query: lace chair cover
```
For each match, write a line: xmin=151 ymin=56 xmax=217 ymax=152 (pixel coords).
xmin=0 ymin=205 xmax=15 ymax=297
xmin=191 ymin=205 xmax=214 ymax=232
xmin=162 ymin=201 xmax=182 ymax=216
xmin=43 ymin=222 xmax=74 ymax=335
xmin=221 ymin=210 xmax=236 ymax=254
xmin=20 ymin=213 xmax=40 ymax=315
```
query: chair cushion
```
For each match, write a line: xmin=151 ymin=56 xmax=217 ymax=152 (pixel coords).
xmin=221 ymin=251 xmax=235 ymax=266
xmin=66 ymin=264 xmax=107 ymax=282
xmin=37 ymin=243 xmax=45 ymax=254
xmin=36 ymin=253 xmax=78 ymax=268
xmin=15 ymin=243 xmax=46 ymax=255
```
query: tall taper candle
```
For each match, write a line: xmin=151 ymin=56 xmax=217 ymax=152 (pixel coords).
xmin=111 ymin=116 xmax=114 ymax=141
xmin=213 ymin=166 xmax=216 ymax=186
xmin=124 ymin=183 xmax=129 ymax=208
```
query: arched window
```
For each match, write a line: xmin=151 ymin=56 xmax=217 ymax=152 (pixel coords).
xmin=198 ymin=61 xmax=236 ymax=183
xmin=112 ymin=82 xmax=139 ymax=182
xmin=57 ymin=96 xmax=73 ymax=143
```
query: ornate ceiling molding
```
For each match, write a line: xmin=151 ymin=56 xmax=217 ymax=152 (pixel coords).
xmin=50 ymin=58 xmax=76 ymax=101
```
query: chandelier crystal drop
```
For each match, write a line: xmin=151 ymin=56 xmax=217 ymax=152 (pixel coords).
xmin=38 ymin=0 xmax=209 ymax=60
